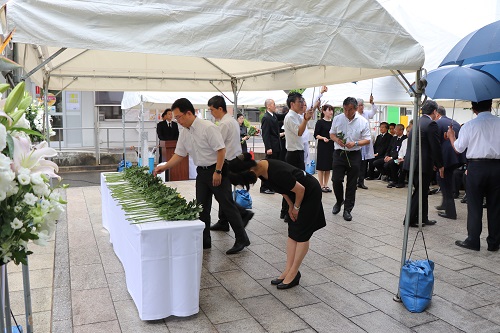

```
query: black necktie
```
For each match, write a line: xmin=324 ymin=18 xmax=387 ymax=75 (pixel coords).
xmin=168 ymin=122 xmax=171 ymax=128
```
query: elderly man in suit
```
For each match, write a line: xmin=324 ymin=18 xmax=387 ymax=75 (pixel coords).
xmin=403 ymin=100 xmax=444 ymax=227
xmin=435 ymin=106 xmax=463 ymax=220
xmin=260 ymin=99 xmax=283 ymax=194
xmin=366 ymin=122 xmax=392 ymax=180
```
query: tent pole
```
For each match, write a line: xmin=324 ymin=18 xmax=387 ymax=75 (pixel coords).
xmin=122 ymin=109 xmax=126 ymax=168
xmin=394 ymin=69 xmax=423 ymax=302
xmin=231 ymin=78 xmax=238 ymax=118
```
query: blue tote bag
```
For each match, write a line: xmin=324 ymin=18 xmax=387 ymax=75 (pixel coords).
xmin=233 ymin=189 xmax=252 ymax=209
xmin=399 ymin=231 xmax=434 ymax=313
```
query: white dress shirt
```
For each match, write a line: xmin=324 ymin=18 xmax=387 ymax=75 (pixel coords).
xmin=398 ymin=138 xmax=408 ymax=159
xmin=329 ymin=112 xmax=371 ymax=151
xmin=218 ymin=113 xmax=242 ymax=160
xmin=453 ymin=112 xmax=500 ymax=159
xmin=284 ymin=110 xmax=306 ymax=151
xmin=174 ymin=117 xmax=225 ymax=166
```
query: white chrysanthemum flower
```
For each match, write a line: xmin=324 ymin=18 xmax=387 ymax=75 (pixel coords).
xmin=18 ymin=167 xmax=31 ymax=176
xmin=20 ymin=228 xmax=26 ymax=233
xmin=0 ymin=123 xmax=6 ymax=151
xmin=17 ymin=173 xmax=31 ymax=186
xmin=30 ymin=173 xmax=44 ymax=185
xmin=6 ymin=183 xmax=19 ymax=196
xmin=14 ymin=205 xmax=22 ymax=213
xmin=40 ymin=199 xmax=51 ymax=210
xmin=10 ymin=218 xmax=23 ymax=230
xmin=0 ymin=154 xmax=13 ymax=171
xmin=33 ymin=183 xmax=50 ymax=196
xmin=23 ymin=192 xmax=38 ymax=206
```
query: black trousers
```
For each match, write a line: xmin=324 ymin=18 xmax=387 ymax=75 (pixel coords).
xmin=358 ymin=159 xmax=369 ymax=185
xmin=282 ymin=150 xmax=305 ymax=215
xmin=372 ymin=157 xmax=388 ymax=176
xmin=438 ymin=166 xmax=458 ymax=218
xmin=196 ymin=166 xmax=247 ymax=243
xmin=368 ymin=156 xmax=383 ymax=178
xmin=465 ymin=160 xmax=500 ymax=248
xmin=260 ymin=151 xmax=280 ymax=192
xmin=332 ymin=150 xmax=361 ymax=211
xmin=407 ymin=171 xmax=432 ymax=225
xmin=387 ymin=160 xmax=405 ymax=184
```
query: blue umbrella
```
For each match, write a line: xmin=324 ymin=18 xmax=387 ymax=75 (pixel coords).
xmin=470 ymin=61 xmax=500 ymax=82
xmin=439 ymin=20 xmax=500 ymax=67
xmin=425 ymin=65 xmax=500 ymax=102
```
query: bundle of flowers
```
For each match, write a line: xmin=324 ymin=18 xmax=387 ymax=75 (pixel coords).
xmin=24 ymin=98 xmax=55 ymax=142
xmin=243 ymin=119 xmax=260 ymax=136
xmin=1 ymin=82 xmax=66 ymax=265
xmin=104 ymin=167 xmax=201 ymax=223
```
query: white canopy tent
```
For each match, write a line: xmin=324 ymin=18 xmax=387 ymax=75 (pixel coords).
xmin=6 ymin=0 xmax=424 ymax=93
xmin=121 ymin=90 xmax=287 ymax=110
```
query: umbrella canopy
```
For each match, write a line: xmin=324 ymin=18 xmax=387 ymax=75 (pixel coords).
xmin=470 ymin=61 xmax=500 ymax=82
xmin=425 ymin=65 xmax=500 ymax=102
xmin=439 ymin=20 xmax=500 ymax=67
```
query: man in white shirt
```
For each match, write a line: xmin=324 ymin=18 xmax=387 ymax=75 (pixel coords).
xmin=448 ymin=99 xmax=500 ymax=252
xmin=153 ymin=98 xmax=250 ymax=255
xmin=329 ymin=97 xmax=371 ymax=221
xmin=282 ymin=92 xmax=320 ymax=222
xmin=207 ymin=96 xmax=254 ymax=233
xmin=356 ymin=97 xmax=377 ymax=189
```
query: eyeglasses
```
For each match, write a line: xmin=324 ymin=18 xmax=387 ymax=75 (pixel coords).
xmin=174 ymin=113 xmax=186 ymax=121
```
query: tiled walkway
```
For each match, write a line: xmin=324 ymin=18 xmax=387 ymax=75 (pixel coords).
xmin=9 ymin=176 xmax=500 ymax=332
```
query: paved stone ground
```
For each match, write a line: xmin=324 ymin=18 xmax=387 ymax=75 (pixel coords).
xmin=8 ymin=174 xmax=500 ymax=332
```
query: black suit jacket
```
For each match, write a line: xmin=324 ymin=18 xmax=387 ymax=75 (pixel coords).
xmin=157 ymin=120 xmax=179 ymax=141
xmin=403 ymin=115 xmax=443 ymax=174
xmin=373 ymin=133 xmax=392 ymax=157
xmin=436 ymin=116 xmax=464 ymax=168
xmin=261 ymin=112 xmax=282 ymax=153
xmin=386 ymin=134 xmax=407 ymax=160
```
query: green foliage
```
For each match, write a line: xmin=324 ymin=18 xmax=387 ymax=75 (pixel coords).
xmin=105 ymin=167 xmax=202 ymax=222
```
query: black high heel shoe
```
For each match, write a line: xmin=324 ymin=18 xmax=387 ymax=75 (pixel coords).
xmin=277 ymin=271 xmax=301 ymax=290
xmin=271 ymin=278 xmax=284 ymax=285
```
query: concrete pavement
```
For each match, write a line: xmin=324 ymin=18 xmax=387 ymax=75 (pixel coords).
xmin=8 ymin=174 xmax=500 ymax=332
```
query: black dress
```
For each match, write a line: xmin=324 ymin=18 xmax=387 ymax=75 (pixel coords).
xmin=260 ymin=159 xmax=326 ymax=242
xmin=313 ymin=119 xmax=334 ymax=171
xmin=240 ymin=124 xmax=248 ymax=153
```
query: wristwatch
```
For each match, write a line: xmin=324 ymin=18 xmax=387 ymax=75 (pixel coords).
xmin=215 ymin=169 xmax=222 ymax=174
xmin=355 ymin=141 xmax=359 ymax=147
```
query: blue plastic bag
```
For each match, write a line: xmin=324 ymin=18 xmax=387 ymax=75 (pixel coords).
xmin=117 ymin=159 xmax=132 ymax=172
xmin=234 ymin=189 xmax=252 ymax=209
xmin=306 ymin=160 xmax=316 ymax=175
xmin=399 ymin=259 xmax=434 ymax=312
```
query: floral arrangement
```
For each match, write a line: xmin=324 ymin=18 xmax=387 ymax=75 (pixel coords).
xmin=24 ymin=98 xmax=55 ymax=142
xmin=336 ymin=131 xmax=351 ymax=167
xmin=0 ymin=81 xmax=66 ymax=265
xmin=104 ymin=166 xmax=202 ymax=223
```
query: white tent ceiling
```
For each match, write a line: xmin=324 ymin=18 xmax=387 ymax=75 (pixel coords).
xmin=121 ymin=90 xmax=288 ymax=109
xmin=5 ymin=0 xmax=424 ymax=91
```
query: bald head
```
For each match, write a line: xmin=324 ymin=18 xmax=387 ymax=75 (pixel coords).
xmin=265 ymin=99 xmax=276 ymax=113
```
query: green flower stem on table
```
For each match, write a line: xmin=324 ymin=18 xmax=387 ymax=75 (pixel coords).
xmin=104 ymin=167 xmax=202 ymax=224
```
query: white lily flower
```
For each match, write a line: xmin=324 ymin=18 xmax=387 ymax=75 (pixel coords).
xmin=0 ymin=123 xmax=7 ymax=151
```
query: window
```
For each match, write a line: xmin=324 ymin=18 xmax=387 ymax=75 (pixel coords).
xmin=95 ymin=91 xmax=124 ymax=120
xmin=400 ymin=107 xmax=412 ymax=116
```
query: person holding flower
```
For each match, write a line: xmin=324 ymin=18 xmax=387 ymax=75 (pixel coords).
xmin=237 ymin=113 xmax=250 ymax=153
xmin=329 ymin=97 xmax=371 ymax=221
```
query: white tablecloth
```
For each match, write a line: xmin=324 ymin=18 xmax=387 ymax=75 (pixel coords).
xmin=101 ymin=173 xmax=205 ymax=320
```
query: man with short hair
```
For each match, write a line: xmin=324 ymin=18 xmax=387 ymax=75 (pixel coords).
xmin=389 ymin=123 xmax=397 ymax=136
xmin=366 ymin=121 xmax=391 ymax=180
xmin=448 ymin=99 xmax=500 ymax=251
xmin=260 ymin=99 xmax=282 ymax=194
xmin=403 ymin=100 xmax=444 ymax=228
xmin=207 ymin=96 xmax=254 ymax=232
xmin=356 ymin=97 xmax=377 ymax=189
xmin=156 ymin=108 xmax=179 ymax=162
xmin=153 ymin=98 xmax=250 ymax=255
xmin=435 ymin=105 xmax=463 ymax=219
xmin=385 ymin=124 xmax=407 ymax=187
xmin=281 ymin=92 xmax=320 ymax=222
xmin=329 ymin=97 xmax=371 ymax=221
